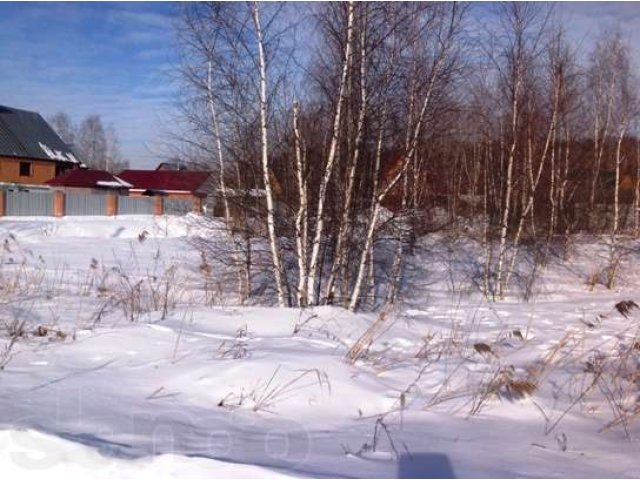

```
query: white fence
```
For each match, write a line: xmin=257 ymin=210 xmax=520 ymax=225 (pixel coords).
xmin=118 ymin=196 xmax=155 ymax=215
xmin=164 ymin=198 xmax=193 ymax=215
xmin=1 ymin=190 xmax=199 ymax=217
xmin=5 ymin=190 xmax=54 ymax=216
xmin=65 ymin=193 xmax=108 ymax=216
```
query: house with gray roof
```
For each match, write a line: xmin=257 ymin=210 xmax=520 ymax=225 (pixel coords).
xmin=0 ymin=104 xmax=83 ymax=187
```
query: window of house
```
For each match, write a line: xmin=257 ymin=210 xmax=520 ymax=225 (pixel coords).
xmin=19 ymin=162 xmax=32 ymax=177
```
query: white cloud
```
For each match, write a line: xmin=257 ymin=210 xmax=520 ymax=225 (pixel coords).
xmin=0 ymin=2 xmax=179 ymax=169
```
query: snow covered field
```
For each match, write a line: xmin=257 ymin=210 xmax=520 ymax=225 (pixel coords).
xmin=0 ymin=215 xmax=639 ymax=478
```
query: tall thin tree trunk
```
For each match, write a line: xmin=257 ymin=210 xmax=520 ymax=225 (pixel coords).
xmin=613 ymin=130 xmax=624 ymax=236
xmin=252 ymin=1 xmax=287 ymax=306
xmin=607 ymin=126 xmax=626 ymax=289
xmin=495 ymin=74 xmax=520 ymax=299
xmin=348 ymin=2 xmax=460 ymax=310
xmin=307 ymin=1 xmax=356 ymax=304
xmin=326 ymin=9 xmax=368 ymax=305
xmin=482 ymin=142 xmax=492 ymax=298
xmin=293 ymin=101 xmax=309 ymax=306
xmin=349 ymin=68 xmax=442 ymax=311
xmin=208 ymin=61 xmax=249 ymax=301
xmin=589 ymin=74 xmax=616 ymax=222
xmin=504 ymin=81 xmax=558 ymax=293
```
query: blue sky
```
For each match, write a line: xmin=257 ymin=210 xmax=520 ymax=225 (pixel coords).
xmin=0 ymin=2 xmax=179 ymax=169
xmin=0 ymin=2 xmax=639 ymax=169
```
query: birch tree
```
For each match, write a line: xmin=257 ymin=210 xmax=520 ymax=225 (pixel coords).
xmin=602 ymin=34 xmax=637 ymax=288
xmin=588 ymin=35 xmax=618 ymax=220
xmin=503 ymin=25 xmax=565 ymax=292
xmin=324 ymin=3 xmax=369 ymax=306
xmin=306 ymin=1 xmax=356 ymax=305
xmin=172 ymin=2 xmax=640 ymax=311
xmin=177 ymin=3 xmax=255 ymax=301
xmin=349 ymin=3 xmax=467 ymax=311
xmin=484 ymin=3 xmax=550 ymax=299
xmin=292 ymin=101 xmax=309 ymax=306
xmin=251 ymin=2 xmax=288 ymax=306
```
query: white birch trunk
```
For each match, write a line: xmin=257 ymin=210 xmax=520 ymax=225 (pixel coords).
xmin=307 ymin=1 xmax=356 ymax=304
xmin=207 ymin=61 xmax=250 ymax=301
xmin=495 ymin=77 xmax=519 ymax=299
xmin=590 ymin=74 xmax=616 ymax=216
xmin=613 ymin=129 xmax=625 ymax=237
xmin=348 ymin=4 xmax=460 ymax=310
xmin=325 ymin=11 xmax=367 ymax=304
xmin=549 ymin=133 xmax=557 ymax=236
xmin=252 ymin=2 xmax=287 ymax=306
xmin=207 ymin=62 xmax=231 ymax=225
xmin=504 ymin=81 xmax=559 ymax=293
xmin=613 ymin=121 xmax=628 ymax=237
xmin=607 ymin=125 xmax=627 ymax=289
xmin=482 ymin=143 xmax=492 ymax=298
xmin=349 ymin=74 xmax=439 ymax=311
xmin=293 ymin=101 xmax=309 ymax=306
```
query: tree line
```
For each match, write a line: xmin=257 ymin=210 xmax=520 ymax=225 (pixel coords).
xmin=175 ymin=2 xmax=640 ymax=308
xmin=48 ymin=112 xmax=129 ymax=173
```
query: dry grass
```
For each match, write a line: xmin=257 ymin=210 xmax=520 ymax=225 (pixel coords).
xmin=345 ymin=306 xmax=395 ymax=364
xmin=342 ymin=416 xmax=407 ymax=460
xmin=469 ymin=365 xmax=538 ymax=416
xmin=217 ymin=366 xmax=330 ymax=413
xmin=586 ymin=270 xmax=601 ymax=291
xmin=217 ymin=325 xmax=250 ymax=360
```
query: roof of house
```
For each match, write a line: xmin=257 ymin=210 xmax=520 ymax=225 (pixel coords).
xmin=117 ymin=170 xmax=212 ymax=193
xmin=0 ymin=105 xmax=82 ymax=165
xmin=156 ymin=162 xmax=188 ymax=171
xmin=46 ymin=169 xmax=132 ymax=189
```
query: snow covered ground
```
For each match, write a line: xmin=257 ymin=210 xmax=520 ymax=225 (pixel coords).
xmin=0 ymin=215 xmax=639 ymax=478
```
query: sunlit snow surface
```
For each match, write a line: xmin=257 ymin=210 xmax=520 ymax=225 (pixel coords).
xmin=0 ymin=215 xmax=639 ymax=478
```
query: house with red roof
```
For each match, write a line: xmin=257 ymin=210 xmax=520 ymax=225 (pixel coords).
xmin=117 ymin=169 xmax=214 ymax=213
xmin=117 ymin=170 xmax=213 ymax=198
xmin=46 ymin=169 xmax=132 ymax=193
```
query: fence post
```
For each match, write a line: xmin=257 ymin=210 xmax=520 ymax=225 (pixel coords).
xmin=154 ymin=196 xmax=164 ymax=216
xmin=106 ymin=193 xmax=118 ymax=216
xmin=192 ymin=196 xmax=203 ymax=214
xmin=0 ymin=190 xmax=5 ymax=217
xmin=53 ymin=190 xmax=65 ymax=217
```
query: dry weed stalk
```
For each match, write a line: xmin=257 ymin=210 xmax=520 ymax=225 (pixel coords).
xmin=469 ymin=364 xmax=538 ymax=416
xmin=345 ymin=306 xmax=395 ymax=364
xmin=342 ymin=416 xmax=408 ymax=460
xmin=218 ymin=366 xmax=331 ymax=413
xmin=0 ymin=318 xmax=25 ymax=370
xmin=586 ymin=270 xmax=601 ymax=291
xmin=217 ymin=325 xmax=250 ymax=359
xmin=595 ymin=329 xmax=640 ymax=437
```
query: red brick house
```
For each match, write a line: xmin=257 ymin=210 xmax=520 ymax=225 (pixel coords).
xmin=0 ymin=105 xmax=83 ymax=186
